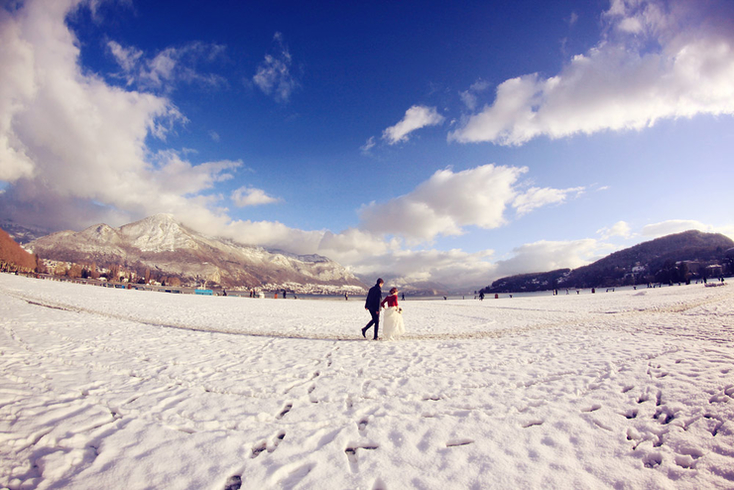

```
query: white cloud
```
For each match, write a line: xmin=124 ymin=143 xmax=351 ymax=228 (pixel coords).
xmin=348 ymin=248 xmax=497 ymax=289
xmin=107 ymin=40 xmax=143 ymax=74
xmin=641 ymin=219 xmax=712 ymax=238
xmin=231 ymin=187 xmax=281 ymax=207
xmin=449 ymin=0 xmax=734 ymax=145
xmin=252 ymin=32 xmax=298 ymax=103
xmin=568 ymin=11 xmax=579 ymax=27
xmin=459 ymin=79 xmax=490 ymax=111
xmin=108 ymin=40 xmax=226 ymax=92
xmin=597 ymin=220 xmax=633 ymax=239
xmin=359 ymin=164 xmax=582 ymax=242
xmin=382 ymin=105 xmax=445 ymax=145
xmin=360 ymin=136 xmax=376 ymax=154
xmin=360 ymin=165 xmax=521 ymax=241
xmin=512 ymin=186 xmax=584 ymax=216
xmin=493 ymin=239 xmax=610 ymax=279
xmin=0 ymin=2 xmax=40 ymax=182
xmin=0 ymin=0 xmax=236 ymax=232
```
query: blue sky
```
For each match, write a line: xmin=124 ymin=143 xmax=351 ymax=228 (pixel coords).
xmin=1 ymin=0 xmax=733 ymax=289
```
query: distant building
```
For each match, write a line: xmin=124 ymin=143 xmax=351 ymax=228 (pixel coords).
xmin=706 ymin=264 xmax=723 ymax=277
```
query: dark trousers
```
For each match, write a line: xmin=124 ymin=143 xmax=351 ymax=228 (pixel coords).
xmin=364 ymin=311 xmax=380 ymax=339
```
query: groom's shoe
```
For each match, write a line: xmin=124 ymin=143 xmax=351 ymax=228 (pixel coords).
xmin=361 ymin=327 xmax=368 ymax=338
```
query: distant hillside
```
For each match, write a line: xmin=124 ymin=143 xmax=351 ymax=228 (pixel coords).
xmin=27 ymin=214 xmax=366 ymax=293
xmin=0 ymin=219 xmax=52 ymax=244
xmin=0 ymin=227 xmax=37 ymax=271
xmin=483 ymin=230 xmax=734 ymax=293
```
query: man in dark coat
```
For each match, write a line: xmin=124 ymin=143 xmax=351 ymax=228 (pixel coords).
xmin=362 ymin=278 xmax=384 ymax=339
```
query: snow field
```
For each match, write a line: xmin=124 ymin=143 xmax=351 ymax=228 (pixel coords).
xmin=1 ymin=274 xmax=733 ymax=489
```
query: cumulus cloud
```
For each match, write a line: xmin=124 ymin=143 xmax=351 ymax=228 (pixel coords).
xmin=231 ymin=187 xmax=281 ymax=207
xmin=252 ymin=32 xmax=298 ymax=103
xmin=493 ymin=239 xmax=609 ymax=278
xmin=359 ymin=164 xmax=583 ymax=242
xmin=597 ymin=220 xmax=633 ymax=239
xmin=0 ymin=0 xmax=237 ymax=232
xmin=348 ymin=247 xmax=497 ymax=288
xmin=449 ymin=0 xmax=734 ymax=145
xmin=382 ymin=105 xmax=445 ymax=145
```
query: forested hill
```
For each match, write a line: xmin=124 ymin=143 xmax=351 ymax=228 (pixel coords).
xmin=482 ymin=230 xmax=734 ymax=293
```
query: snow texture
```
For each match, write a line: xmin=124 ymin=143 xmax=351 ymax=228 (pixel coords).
xmin=1 ymin=274 xmax=733 ymax=489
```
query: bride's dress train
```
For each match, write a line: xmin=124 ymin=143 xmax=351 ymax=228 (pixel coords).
xmin=382 ymin=306 xmax=405 ymax=340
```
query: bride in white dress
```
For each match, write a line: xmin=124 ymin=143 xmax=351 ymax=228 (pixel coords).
xmin=380 ymin=287 xmax=405 ymax=340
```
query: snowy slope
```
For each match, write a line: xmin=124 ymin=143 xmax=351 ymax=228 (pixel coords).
xmin=1 ymin=274 xmax=733 ymax=489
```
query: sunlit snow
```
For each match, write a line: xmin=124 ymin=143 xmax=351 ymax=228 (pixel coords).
xmin=1 ymin=274 xmax=733 ymax=489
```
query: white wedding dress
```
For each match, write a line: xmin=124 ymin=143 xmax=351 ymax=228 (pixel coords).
xmin=382 ymin=306 xmax=405 ymax=340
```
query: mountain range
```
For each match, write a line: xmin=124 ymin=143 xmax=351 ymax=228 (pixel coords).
xmin=24 ymin=214 xmax=365 ymax=293
xmin=483 ymin=230 xmax=734 ymax=293
xmin=5 ymin=216 xmax=733 ymax=295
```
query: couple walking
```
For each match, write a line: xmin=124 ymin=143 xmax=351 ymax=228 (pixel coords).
xmin=361 ymin=278 xmax=405 ymax=340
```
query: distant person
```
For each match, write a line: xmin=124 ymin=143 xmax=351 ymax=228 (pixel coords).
xmin=401 ymin=292 xmax=405 ymax=301
xmin=362 ymin=278 xmax=383 ymax=339
xmin=345 ymin=292 xmax=349 ymax=300
xmin=381 ymin=287 xmax=405 ymax=340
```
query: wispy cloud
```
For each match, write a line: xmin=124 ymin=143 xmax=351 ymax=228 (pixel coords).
xmin=360 ymin=136 xmax=376 ymax=154
xmin=252 ymin=32 xmax=299 ymax=103
xmin=108 ymin=40 xmax=227 ymax=92
xmin=449 ymin=0 xmax=734 ymax=145
xmin=382 ymin=105 xmax=445 ymax=145
xmin=459 ymin=79 xmax=490 ymax=111
xmin=641 ymin=219 xmax=713 ymax=238
xmin=512 ymin=186 xmax=584 ymax=216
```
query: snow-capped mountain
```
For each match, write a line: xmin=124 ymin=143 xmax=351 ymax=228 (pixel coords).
xmin=27 ymin=214 xmax=366 ymax=292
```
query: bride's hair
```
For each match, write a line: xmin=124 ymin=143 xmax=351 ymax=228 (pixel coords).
xmin=389 ymin=287 xmax=398 ymax=294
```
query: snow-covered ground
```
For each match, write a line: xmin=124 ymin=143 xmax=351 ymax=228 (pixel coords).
xmin=1 ymin=274 xmax=733 ymax=490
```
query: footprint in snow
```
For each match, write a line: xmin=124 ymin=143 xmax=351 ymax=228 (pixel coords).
xmin=250 ymin=431 xmax=285 ymax=458
xmin=446 ymin=438 xmax=474 ymax=447
xmin=278 ymin=403 xmax=293 ymax=419
xmin=251 ymin=441 xmax=267 ymax=459
xmin=643 ymin=453 xmax=662 ymax=469
xmin=623 ymin=409 xmax=638 ymax=419
xmin=224 ymin=475 xmax=241 ymax=490
xmin=345 ymin=443 xmax=379 ymax=472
